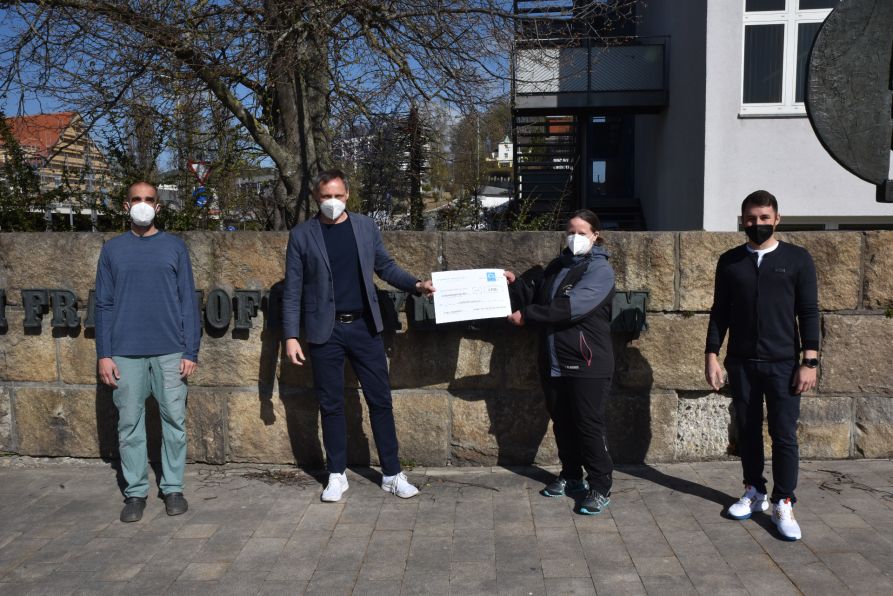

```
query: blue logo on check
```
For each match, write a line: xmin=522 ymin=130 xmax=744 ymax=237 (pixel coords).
xmin=486 ymin=272 xmax=496 ymax=282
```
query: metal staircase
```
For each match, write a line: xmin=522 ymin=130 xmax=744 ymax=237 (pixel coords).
xmin=511 ymin=0 xmax=652 ymax=230
xmin=512 ymin=113 xmax=578 ymax=227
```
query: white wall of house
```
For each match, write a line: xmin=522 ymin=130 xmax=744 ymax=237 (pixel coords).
xmin=634 ymin=0 xmax=708 ymax=231
xmin=702 ymin=0 xmax=890 ymax=231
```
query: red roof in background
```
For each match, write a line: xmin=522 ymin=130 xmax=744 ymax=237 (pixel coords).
xmin=3 ymin=112 xmax=78 ymax=156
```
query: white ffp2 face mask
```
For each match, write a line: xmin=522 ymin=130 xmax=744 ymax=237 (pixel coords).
xmin=129 ymin=202 xmax=157 ymax=226
xmin=567 ymin=233 xmax=593 ymax=256
xmin=320 ymin=198 xmax=346 ymax=220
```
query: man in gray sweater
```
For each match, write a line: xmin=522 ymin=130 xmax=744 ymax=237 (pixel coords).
xmin=95 ymin=181 xmax=201 ymax=522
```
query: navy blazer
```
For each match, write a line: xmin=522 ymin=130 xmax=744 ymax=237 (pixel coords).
xmin=282 ymin=212 xmax=418 ymax=344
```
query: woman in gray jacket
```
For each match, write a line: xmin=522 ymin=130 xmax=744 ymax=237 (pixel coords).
xmin=506 ymin=209 xmax=615 ymax=515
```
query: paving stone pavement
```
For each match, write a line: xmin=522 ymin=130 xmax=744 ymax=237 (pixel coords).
xmin=0 ymin=457 xmax=892 ymax=595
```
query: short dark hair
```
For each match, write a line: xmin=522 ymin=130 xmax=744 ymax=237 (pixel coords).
xmin=127 ymin=180 xmax=157 ymax=198
xmin=312 ymin=169 xmax=350 ymax=194
xmin=741 ymin=190 xmax=778 ymax=214
xmin=568 ymin=209 xmax=604 ymax=245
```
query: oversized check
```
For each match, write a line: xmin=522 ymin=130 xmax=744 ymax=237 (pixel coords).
xmin=431 ymin=268 xmax=512 ymax=324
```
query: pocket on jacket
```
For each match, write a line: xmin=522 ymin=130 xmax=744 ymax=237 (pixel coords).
xmin=554 ymin=334 xmax=584 ymax=368
xmin=303 ymin=300 xmax=317 ymax=313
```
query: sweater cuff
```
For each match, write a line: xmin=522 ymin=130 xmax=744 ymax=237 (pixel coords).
xmin=705 ymin=343 xmax=721 ymax=355
xmin=801 ymin=340 xmax=820 ymax=351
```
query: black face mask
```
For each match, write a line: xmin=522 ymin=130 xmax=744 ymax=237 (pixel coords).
xmin=745 ymin=224 xmax=774 ymax=245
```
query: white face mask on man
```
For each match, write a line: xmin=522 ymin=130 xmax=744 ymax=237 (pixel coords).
xmin=320 ymin=198 xmax=346 ymax=220
xmin=129 ymin=202 xmax=157 ymax=226
xmin=566 ymin=233 xmax=594 ymax=256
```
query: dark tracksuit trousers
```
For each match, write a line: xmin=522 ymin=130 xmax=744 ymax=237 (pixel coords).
xmin=726 ymin=357 xmax=801 ymax=503
xmin=543 ymin=376 xmax=613 ymax=496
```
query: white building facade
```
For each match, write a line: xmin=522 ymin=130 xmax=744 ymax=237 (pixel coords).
xmin=638 ymin=0 xmax=891 ymax=231
xmin=512 ymin=0 xmax=893 ymax=231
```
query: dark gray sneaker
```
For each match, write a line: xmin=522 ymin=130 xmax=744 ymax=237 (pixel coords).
xmin=120 ymin=496 xmax=146 ymax=523
xmin=541 ymin=477 xmax=589 ymax=497
xmin=163 ymin=492 xmax=188 ymax=516
xmin=578 ymin=489 xmax=610 ymax=515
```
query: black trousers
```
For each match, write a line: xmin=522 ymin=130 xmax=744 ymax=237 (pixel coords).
xmin=308 ymin=317 xmax=401 ymax=477
xmin=543 ymin=376 xmax=613 ymax=495
xmin=725 ymin=357 xmax=801 ymax=503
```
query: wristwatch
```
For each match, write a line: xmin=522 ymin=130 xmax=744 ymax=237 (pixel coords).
xmin=801 ymin=357 xmax=819 ymax=369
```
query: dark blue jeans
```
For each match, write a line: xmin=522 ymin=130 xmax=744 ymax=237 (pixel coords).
xmin=725 ymin=357 xmax=801 ymax=503
xmin=308 ymin=317 xmax=401 ymax=476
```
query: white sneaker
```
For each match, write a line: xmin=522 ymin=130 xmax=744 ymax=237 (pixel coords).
xmin=772 ymin=498 xmax=802 ymax=541
xmin=381 ymin=472 xmax=419 ymax=499
xmin=321 ymin=472 xmax=348 ymax=502
xmin=727 ymin=485 xmax=769 ymax=520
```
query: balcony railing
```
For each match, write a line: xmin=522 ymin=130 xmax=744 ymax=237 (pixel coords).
xmin=515 ymin=36 xmax=667 ymax=92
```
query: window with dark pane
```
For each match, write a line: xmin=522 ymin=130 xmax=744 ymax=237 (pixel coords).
xmin=743 ymin=24 xmax=785 ymax=103
xmin=746 ymin=0 xmax=785 ymax=11
xmin=795 ymin=22 xmax=822 ymax=102
xmin=798 ymin=0 xmax=838 ymax=10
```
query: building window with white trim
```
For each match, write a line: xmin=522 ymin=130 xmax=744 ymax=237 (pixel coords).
xmin=740 ymin=0 xmax=838 ymax=116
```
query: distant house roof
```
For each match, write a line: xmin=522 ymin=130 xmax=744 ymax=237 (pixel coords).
xmin=3 ymin=111 xmax=78 ymax=157
xmin=478 ymin=185 xmax=512 ymax=210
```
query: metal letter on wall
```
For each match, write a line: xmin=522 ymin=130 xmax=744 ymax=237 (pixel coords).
xmin=234 ymin=290 xmax=262 ymax=330
xmin=205 ymin=288 xmax=232 ymax=331
xmin=806 ymin=0 xmax=893 ymax=202
xmin=50 ymin=290 xmax=81 ymax=328
xmin=84 ymin=290 xmax=96 ymax=329
xmin=194 ymin=290 xmax=205 ymax=334
xmin=263 ymin=283 xmax=284 ymax=330
xmin=21 ymin=289 xmax=49 ymax=328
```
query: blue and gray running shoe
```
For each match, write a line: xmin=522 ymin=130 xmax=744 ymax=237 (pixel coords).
xmin=578 ymin=489 xmax=610 ymax=515
xmin=541 ymin=477 xmax=589 ymax=497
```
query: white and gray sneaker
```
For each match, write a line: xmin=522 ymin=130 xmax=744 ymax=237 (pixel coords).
xmin=727 ymin=485 xmax=769 ymax=520
xmin=321 ymin=472 xmax=349 ymax=502
xmin=381 ymin=472 xmax=419 ymax=499
xmin=772 ymin=498 xmax=802 ymax=541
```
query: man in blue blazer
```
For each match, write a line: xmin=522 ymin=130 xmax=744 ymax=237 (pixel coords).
xmin=283 ymin=169 xmax=435 ymax=502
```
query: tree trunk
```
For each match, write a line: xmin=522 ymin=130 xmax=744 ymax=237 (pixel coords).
xmin=264 ymin=1 xmax=330 ymax=229
xmin=408 ymin=105 xmax=424 ymax=230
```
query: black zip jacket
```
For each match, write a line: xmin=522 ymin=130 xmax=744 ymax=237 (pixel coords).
xmin=512 ymin=247 xmax=615 ymax=378
xmin=705 ymin=241 xmax=820 ymax=361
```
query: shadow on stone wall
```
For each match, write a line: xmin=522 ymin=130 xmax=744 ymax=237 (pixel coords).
xmin=259 ymin=281 xmax=325 ymax=468
xmin=443 ymin=323 xmax=550 ymax=467
xmin=612 ymin=338 xmax=737 ymax=512
xmin=609 ymin=337 xmax=654 ymax=465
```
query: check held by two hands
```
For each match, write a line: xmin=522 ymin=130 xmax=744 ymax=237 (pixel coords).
xmin=285 ymin=279 xmax=436 ymax=367
xmin=430 ymin=269 xmax=513 ymax=325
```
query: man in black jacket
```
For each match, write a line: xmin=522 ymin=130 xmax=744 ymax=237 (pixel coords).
xmin=705 ymin=190 xmax=819 ymax=541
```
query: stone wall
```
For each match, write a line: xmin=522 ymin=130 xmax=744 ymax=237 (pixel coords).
xmin=1 ymin=230 xmax=892 ymax=466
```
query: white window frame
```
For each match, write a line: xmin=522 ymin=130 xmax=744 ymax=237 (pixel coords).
xmin=740 ymin=1 xmax=836 ymax=116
